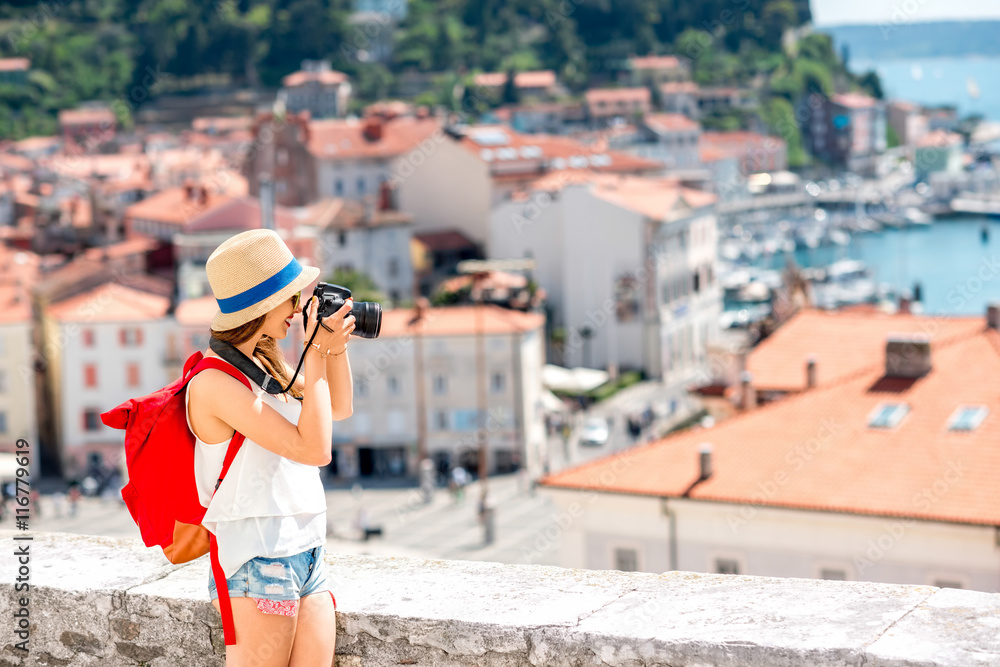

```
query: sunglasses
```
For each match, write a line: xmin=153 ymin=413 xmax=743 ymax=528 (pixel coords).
xmin=290 ymin=291 xmax=302 ymax=309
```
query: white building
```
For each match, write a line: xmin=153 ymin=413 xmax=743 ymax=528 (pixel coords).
xmin=44 ymin=282 xmax=171 ymax=478
xmin=279 ymin=60 xmax=352 ymax=119
xmin=611 ymin=113 xmax=703 ymax=173
xmin=0 ymin=250 xmax=39 ymax=478
xmin=340 ymin=304 xmax=547 ymax=482
xmin=394 ymin=124 xmax=663 ymax=251
xmin=490 ymin=173 xmax=720 ymax=381
xmin=539 ymin=313 xmax=1000 ymax=593
xmin=304 ymin=198 xmax=415 ymax=306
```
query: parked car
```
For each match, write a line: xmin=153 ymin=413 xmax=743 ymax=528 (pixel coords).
xmin=580 ymin=417 xmax=610 ymax=446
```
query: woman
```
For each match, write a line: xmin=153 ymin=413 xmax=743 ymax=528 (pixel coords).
xmin=186 ymin=229 xmax=354 ymax=666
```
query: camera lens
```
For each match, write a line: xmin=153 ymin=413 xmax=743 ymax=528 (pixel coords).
xmin=351 ymin=301 xmax=382 ymax=339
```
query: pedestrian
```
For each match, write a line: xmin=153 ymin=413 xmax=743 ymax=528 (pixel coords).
xmin=185 ymin=229 xmax=349 ymax=662
xmin=68 ymin=483 xmax=81 ymax=517
xmin=52 ymin=491 xmax=66 ymax=518
xmin=29 ymin=489 xmax=41 ymax=519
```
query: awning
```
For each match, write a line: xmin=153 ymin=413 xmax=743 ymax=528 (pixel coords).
xmin=542 ymin=364 xmax=610 ymax=394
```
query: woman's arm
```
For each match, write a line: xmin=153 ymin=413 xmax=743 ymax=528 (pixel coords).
xmin=327 ymin=348 xmax=353 ymax=421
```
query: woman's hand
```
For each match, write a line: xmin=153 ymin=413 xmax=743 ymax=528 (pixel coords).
xmin=304 ymin=296 xmax=355 ymax=355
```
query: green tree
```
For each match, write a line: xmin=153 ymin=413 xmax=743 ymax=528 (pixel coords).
xmin=325 ymin=268 xmax=387 ymax=305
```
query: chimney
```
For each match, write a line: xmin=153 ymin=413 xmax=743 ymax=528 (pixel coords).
xmin=885 ymin=333 xmax=931 ymax=378
xmin=988 ymin=303 xmax=1000 ymax=330
xmin=805 ymin=355 xmax=817 ymax=389
xmin=698 ymin=443 xmax=713 ymax=481
xmin=740 ymin=371 xmax=756 ymax=410
xmin=898 ymin=290 xmax=912 ymax=314
xmin=260 ymin=177 xmax=275 ymax=230
xmin=362 ymin=116 xmax=384 ymax=142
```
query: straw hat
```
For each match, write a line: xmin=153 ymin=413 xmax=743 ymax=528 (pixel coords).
xmin=206 ymin=229 xmax=320 ymax=332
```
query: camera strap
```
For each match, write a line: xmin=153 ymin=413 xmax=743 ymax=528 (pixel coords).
xmin=206 ymin=296 xmax=323 ymax=399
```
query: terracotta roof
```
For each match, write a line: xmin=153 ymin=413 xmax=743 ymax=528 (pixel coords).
xmin=192 ymin=116 xmax=253 ymax=133
xmin=413 ymin=230 xmax=477 ymax=252
xmin=0 ymin=58 xmax=29 ymax=72
xmin=174 ymin=295 xmax=217 ymax=326
xmin=301 ymin=198 xmax=411 ymax=231
xmin=83 ymin=237 xmax=159 ymax=261
xmin=585 ymin=87 xmax=651 ymax=105
xmin=48 ymin=282 xmax=170 ymax=322
xmin=125 ymin=186 xmax=234 ymax=227
xmin=644 ymin=113 xmax=699 ymax=133
xmin=0 ymin=246 xmax=40 ymax=323
xmin=44 ymin=153 xmax=149 ymax=180
xmin=282 ymin=69 xmax=349 ymax=87
xmin=630 ymin=55 xmax=683 ymax=70
xmin=589 ymin=175 xmax=717 ymax=219
xmin=660 ymin=82 xmax=700 ymax=95
xmin=0 ymin=153 xmax=34 ymax=173
xmin=460 ymin=126 xmax=661 ymax=177
xmin=182 ymin=197 xmax=300 ymax=234
xmin=916 ymin=129 xmax=963 ymax=149
xmin=307 ymin=116 xmax=441 ymax=160
xmin=474 ymin=70 xmax=556 ymax=89
xmin=58 ymin=108 xmax=117 ymax=126
xmin=541 ymin=325 xmax=1000 ymax=526
xmin=747 ymin=309 xmax=984 ymax=392
xmin=13 ymin=136 xmax=59 ymax=153
xmin=701 ymin=131 xmax=784 ymax=149
xmin=379 ymin=305 xmax=544 ymax=338
xmin=832 ymin=92 xmax=878 ymax=109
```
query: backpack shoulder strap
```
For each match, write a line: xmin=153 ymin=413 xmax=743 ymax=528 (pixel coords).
xmin=187 ymin=355 xmax=252 ymax=647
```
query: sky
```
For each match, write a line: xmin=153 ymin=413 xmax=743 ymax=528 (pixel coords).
xmin=811 ymin=0 xmax=1000 ymax=26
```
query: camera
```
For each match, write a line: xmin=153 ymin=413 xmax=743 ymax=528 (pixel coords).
xmin=308 ymin=282 xmax=382 ymax=339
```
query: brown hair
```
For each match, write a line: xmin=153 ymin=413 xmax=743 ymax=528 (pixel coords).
xmin=211 ymin=315 xmax=304 ymax=399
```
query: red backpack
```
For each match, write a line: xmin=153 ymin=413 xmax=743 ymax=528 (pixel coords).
xmin=101 ymin=351 xmax=249 ymax=646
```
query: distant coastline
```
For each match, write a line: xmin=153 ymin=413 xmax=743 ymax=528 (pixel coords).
xmin=820 ymin=21 xmax=1000 ymax=61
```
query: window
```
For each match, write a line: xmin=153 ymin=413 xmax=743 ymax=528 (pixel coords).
xmin=276 ymin=180 xmax=287 ymax=194
xmin=715 ymin=558 xmax=740 ymax=575
xmin=120 ymin=328 xmax=143 ymax=347
xmin=614 ymin=547 xmax=639 ymax=572
xmin=387 ymin=375 xmax=400 ymax=396
xmin=356 ymin=378 xmax=368 ymax=397
xmin=82 ymin=409 xmax=101 ymax=432
xmin=820 ymin=568 xmax=847 ymax=581
xmin=357 ymin=177 xmax=366 ymax=195
xmin=434 ymin=409 xmax=448 ymax=430
xmin=387 ymin=410 xmax=406 ymax=433
xmin=277 ymin=148 xmax=288 ymax=166
xmin=338 ymin=231 xmax=347 ymax=247
xmin=84 ymin=364 xmax=97 ymax=389
xmin=433 ymin=374 xmax=447 ymax=395
xmin=0 ymin=370 xmax=6 ymax=393
xmin=491 ymin=372 xmax=505 ymax=393
xmin=868 ymin=403 xmax=909 ymax=429
xmin=388 ymin=257 xmax=399 ymax=278
xmin=126 ymin=362 xmax=140 ymax=388
xmin=0 ymin=411 xmax=6 ymax=434
xmin=82 ymin=328 xmax=94 ymax=347
xmin=692 ymin=270 xmax=700 ymax=293
xmin=334 ymin=179 xmax=344 ymax=196
xmin=947 ymin=405 xmax=988 ymax=432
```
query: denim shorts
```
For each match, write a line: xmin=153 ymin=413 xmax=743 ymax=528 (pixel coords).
xmin=208 ymin=545 xmax=335 ymax=616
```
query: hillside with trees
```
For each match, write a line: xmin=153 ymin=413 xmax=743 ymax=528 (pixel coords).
xmin=0 ymin=0 xmax=877 ymax=160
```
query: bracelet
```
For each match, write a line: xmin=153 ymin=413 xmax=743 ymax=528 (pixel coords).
xmin=303 ymin=341 xmax=347 ymax=358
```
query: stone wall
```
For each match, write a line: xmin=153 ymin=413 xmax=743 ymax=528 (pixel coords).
xmin=1 ymin=531 xmax=998 ymax=666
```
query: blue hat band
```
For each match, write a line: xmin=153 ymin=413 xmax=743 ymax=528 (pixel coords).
xmin=216 ymin=257 xmax=302 ymax=314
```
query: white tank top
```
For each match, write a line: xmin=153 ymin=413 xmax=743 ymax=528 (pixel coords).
xmin=185 ymin=361 xmax=327 ymax=579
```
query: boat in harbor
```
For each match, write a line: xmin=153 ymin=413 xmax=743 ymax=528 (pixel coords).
xmin=811 ymin=259 xmax=878 ymax=310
